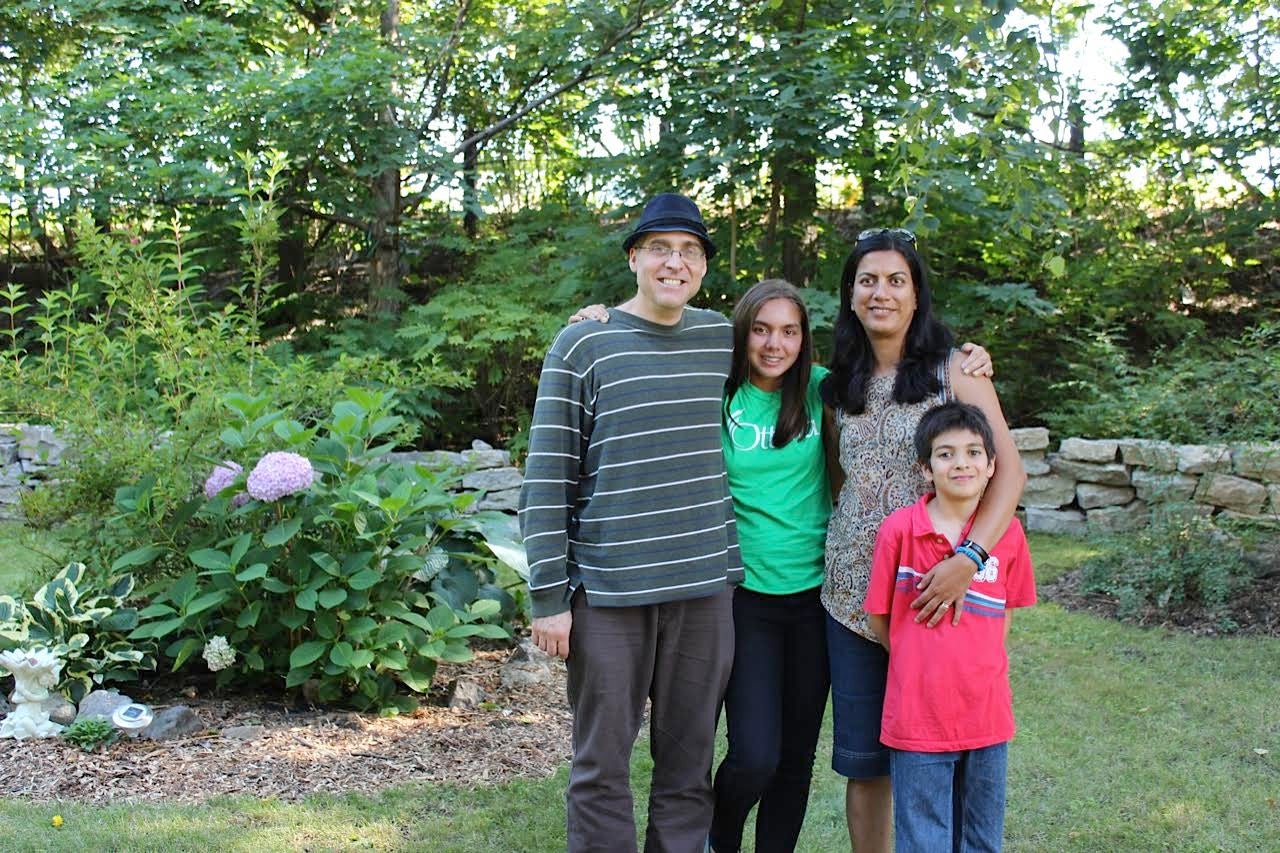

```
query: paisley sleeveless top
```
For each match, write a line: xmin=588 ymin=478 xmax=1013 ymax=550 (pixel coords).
xmin=821 ymin=359 xmax=953 ymax=639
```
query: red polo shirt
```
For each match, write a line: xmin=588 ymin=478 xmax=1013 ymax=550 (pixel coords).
xmin=864 ymin=494 xmax=1036 ymax=752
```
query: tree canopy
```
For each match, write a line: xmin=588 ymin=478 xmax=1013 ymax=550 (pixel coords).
xmin=2 ymin=0 xmax=1277 ymax=443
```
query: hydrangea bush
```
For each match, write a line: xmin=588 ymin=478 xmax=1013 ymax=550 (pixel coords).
xmin=120 ymin=388 xmax=518 ymax=713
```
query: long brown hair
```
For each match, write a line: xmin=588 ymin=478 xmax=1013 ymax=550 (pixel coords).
xmin=724 ymin=279 xmax=814 ymax=448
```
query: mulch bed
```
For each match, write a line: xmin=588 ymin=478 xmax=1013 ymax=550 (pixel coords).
xmin=1039 ymin=567 xmax=1280 ymax=638
xmin=1 ymin=648 xmax=572 ymax=805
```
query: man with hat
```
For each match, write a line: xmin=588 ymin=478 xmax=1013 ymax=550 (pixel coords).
xmin=521 ymin=193 xmax=741 ymax=851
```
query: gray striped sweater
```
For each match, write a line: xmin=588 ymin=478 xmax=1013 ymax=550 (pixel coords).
xmin=519 ymin=306 xmax=743 ymax=618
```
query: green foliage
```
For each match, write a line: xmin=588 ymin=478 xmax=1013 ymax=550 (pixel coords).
xmin=296 ymin=202 xmax=622 ymax=446
xmin=1102 ymin=0 xmax=1280 ymax=202
xmin=3 ymin=0 xmax=1277 ymax=454
xmin=61 ymin=716 xmax=121 ymax=753
xmin=1043 ymin=323 xmax=1280 ymax=442
xmin=1079 ymin=509 xmax=1247 ymax=625
xmin=115 ymin=388 xmax=516 ymax=712
xmin=0 ymin=562 xmax=156 ymax=702
xmin=1 ymin=175 xmax=448 ymax=529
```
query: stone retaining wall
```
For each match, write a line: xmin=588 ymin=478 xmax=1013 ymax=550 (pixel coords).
xmin=6 ymin=424 xmax=1279 ymax=536
xmin=1011 ymin=429 xmax=1280 ymax=535
xmin=0 ymin=424 xmax=523 ymax=521
xmin=0 ymin=426 xmax=66 ymax=520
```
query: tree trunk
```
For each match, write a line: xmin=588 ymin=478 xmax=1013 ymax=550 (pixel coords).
xmin=858 ymin=135 xmax=892 ymax=223
xmin=768 ymin=0 xmax=816 ymax=286
xmin=763 ymin=171 xmax=781 ymax=277
xmin=1066 ymin=89 xmax=1084 ymax=156
xmin=777 ymin=148 xmax=817 ymax=287
xmin=462 ymin=128 xmax=479 ymax=239
xmin=368 ymin=0 xmax=404 ymax=315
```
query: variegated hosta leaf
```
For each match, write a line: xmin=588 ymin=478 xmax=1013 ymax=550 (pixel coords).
xmin=412 ymin=547 xmax=451 ymax=583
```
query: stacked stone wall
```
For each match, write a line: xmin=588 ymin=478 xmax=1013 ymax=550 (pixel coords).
xmin=6 ymin=424 xmax=1278 ymax=536
xmin=0 ymin=425 xmax=523 ymax=521
xmin=1012 ymin=429 xmax=1280 ymax=535
xmin=0 ymin=426 xmax=67 ymax=520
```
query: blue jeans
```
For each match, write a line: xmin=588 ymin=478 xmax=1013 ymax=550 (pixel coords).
xmin=825 ymin=614 xmax=890 ymax=779
xmin=890 ymin=742 xmax=1008 ymax=853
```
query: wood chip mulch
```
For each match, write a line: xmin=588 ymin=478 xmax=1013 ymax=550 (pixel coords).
xmin=1040 ymin=567 xmax=1280 ymax=637
xmin=0 ymin=649 xmax=572 ymax=805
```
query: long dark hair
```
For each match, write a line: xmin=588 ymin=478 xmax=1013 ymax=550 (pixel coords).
xmin=724 ymin=279 xmax=814 ymax=448
xmin=819 ymin=231 xmax=954 ymax=414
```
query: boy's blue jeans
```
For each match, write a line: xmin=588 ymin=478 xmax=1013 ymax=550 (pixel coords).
xmin=889 ymin=742 xmax=1008 ymax=853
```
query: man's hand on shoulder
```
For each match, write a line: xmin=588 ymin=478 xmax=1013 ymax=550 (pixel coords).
xmin=532 ymin=611 xmax=573 ymax=659
xmin=569 ymin=304 xmax=609 ymax=324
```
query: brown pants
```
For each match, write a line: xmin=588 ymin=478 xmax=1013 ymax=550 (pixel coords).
xmin=565 ymin=586 xmax=734 ymax=853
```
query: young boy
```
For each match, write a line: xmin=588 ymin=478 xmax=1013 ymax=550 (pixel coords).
xmin=863 ymin=401 xmax=1036 ymax=852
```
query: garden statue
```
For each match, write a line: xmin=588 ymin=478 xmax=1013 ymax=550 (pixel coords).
xmin=0 ymin=647 xmax=66 ymax=739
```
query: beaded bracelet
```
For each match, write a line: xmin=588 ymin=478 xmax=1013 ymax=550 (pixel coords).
xmin=954 ymin=544 xmax=985 ymax=573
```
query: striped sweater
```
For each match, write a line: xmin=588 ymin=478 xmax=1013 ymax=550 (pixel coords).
xmin=519 ymin=306 xmax=743 ymax=618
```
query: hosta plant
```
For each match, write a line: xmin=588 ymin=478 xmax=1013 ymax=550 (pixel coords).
xmin=0 ymin=562 xmax=156 ymax=702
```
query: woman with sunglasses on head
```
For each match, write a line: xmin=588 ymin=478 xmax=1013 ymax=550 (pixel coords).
xmin=820 ymin=228 xmax=1025 ymax=852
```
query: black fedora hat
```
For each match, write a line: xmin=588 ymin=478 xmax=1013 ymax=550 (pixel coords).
xmin=622 ymin=193 xmax=717 ymax=260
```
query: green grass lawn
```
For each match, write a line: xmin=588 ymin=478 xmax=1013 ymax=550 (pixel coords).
xmin=0 ymin=522 xmax=70 ymax=597
xmin=1 ymin=533 xmax=1277 ymax=851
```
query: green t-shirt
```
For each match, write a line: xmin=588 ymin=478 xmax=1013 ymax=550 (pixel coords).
xmin=721 ymin=365 xmax=831 ymax=594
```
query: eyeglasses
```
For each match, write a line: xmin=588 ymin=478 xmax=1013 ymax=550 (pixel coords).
xmin=856 ymin=227 xmax=916 ymax=246
xmin=638 ymin=244 xmax=707 ymax=262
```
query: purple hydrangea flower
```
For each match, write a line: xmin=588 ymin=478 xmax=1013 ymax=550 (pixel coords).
xmin=246 ymin=451 xmax=316 ymax=501
xmin=203 ymin=461 xmax=246 ymax=506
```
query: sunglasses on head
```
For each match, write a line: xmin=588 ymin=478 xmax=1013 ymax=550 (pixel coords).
xmin=856 ymin=227 xmax=916 ymax=246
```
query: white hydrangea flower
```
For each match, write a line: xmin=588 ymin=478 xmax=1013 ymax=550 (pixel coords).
xmin=202 ymin=635 xmax=237 ymax=672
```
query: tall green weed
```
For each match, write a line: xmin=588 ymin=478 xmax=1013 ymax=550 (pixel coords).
xmin=1 ymin=157 xmax=441 ymax=525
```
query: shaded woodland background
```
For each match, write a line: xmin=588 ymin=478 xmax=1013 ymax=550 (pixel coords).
xmin=2 ymin=0 xmax=1277 ymax=454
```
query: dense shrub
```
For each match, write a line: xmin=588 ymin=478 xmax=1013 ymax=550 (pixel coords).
xmin=2 ymin=194 xmax=443 ymax=526
xmin=116 ymin=388 xmax=518 ymax=713
xmin=292 ymin=202 xmax=629 ymax=449
xmin=1042 ymin=323 xmax=1280 ymax=443
xmin=1079 ymin=508 xmax=1248 ymax=628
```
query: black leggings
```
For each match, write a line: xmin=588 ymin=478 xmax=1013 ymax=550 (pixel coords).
xmin=710 ymin=585 xmax=831 ymax=853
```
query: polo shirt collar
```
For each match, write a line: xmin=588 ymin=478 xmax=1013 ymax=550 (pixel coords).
xmin=908 ymin=492 xmax=977 ymax=542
